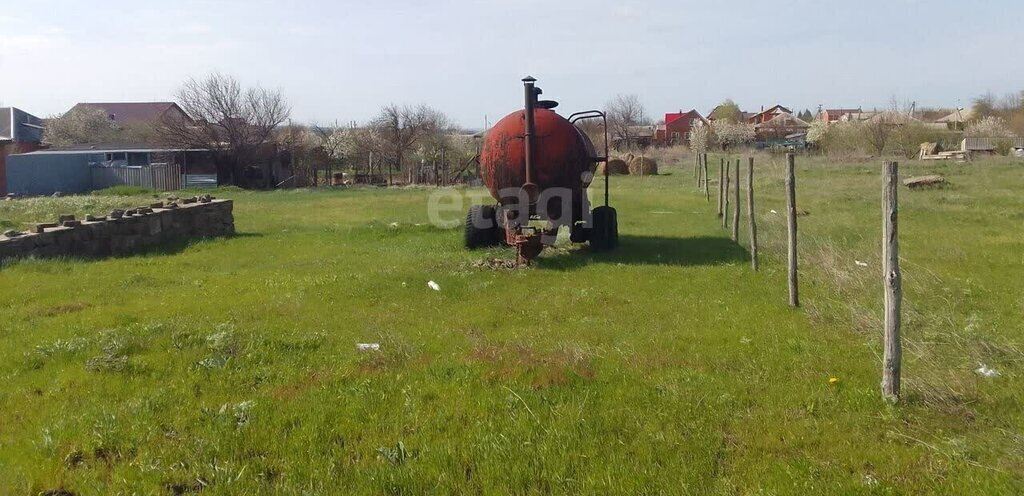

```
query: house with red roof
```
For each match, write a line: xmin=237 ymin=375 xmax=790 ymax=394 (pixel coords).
xmin=655 ymin=109 xmax=709 ymax=146
xmin=746 ymin=105 xmax=792 ymax=125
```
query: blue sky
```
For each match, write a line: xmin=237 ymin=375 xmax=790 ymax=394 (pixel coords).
xmin=1 ymin=0 xmax=1020 ymax=128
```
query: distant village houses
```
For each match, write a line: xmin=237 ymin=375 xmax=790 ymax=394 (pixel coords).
xmin=654 ymin=110 xmax=709 ymax=146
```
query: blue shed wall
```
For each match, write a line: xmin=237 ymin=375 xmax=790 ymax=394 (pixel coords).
xmin=6 ymin=154 xmax=97 ymax=195
xmin=13 ymin=108 xmax=44 ymax=143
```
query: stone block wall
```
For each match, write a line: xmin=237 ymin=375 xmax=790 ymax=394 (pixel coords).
xmin=0 ymin=198 xmax=234 ymax=263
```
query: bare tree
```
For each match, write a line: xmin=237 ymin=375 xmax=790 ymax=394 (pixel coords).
xmin=278 ymin=123 xmax=319 ymax=187
xmin=311 ymin=121 xmax=347 ymax=182
xmin=606 ymin=94 xmax=649 ymax=151
xmin=159 ymin=72 xmax=290 ymax=188
xmin=370 ymin=104 xmax=450 ymax=186
xmin=861 ymin=113 xmax=897 ymax=156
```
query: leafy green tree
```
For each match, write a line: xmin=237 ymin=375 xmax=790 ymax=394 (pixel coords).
xmin=710 ymin=99 xmax=742 ymax=123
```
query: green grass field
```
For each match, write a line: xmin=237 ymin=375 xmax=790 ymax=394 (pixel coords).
xmin=1 ymin=155 xmax=1022 ymax=494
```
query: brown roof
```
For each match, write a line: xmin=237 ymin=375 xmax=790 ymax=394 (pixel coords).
xmin=69 ymin=102 xmax=187 ymax=124
xmin=748 ymin=105 xmax=792 ymax=122
xmin=754 ymin=112 xmax=810 ymax=130
xmin=935 ymin=108 xmax=974 ymax=123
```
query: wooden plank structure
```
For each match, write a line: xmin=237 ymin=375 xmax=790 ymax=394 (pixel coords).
xmin=903 ymin=174 xmax=945 ymax=189
xmin=961 ymin=136 xmax=1024 ymax=152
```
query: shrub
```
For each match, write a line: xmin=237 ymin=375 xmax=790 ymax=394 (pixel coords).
xmin=993 ymin=137 xmax=1015 ymax=156
xmin=817 ymin=122 xmax=866 ymax=158
xmin=888 ymin=123 xmax=962 ymax=159
xmin=965 ymin=116 xmax=1014 ymax=138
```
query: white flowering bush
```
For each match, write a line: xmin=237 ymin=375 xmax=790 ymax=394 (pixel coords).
xmin=965 ymin=116 xmax=1015 ymax=138
xmin=712 ymin=121 xmax=755 ymax=149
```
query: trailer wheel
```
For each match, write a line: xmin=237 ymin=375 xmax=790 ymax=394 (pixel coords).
xmin=465 ymin=204 xmax=501 ymax=249
xmin=569 ymin=222 xmax=590 ymax=243
xmin=589 ymin=206 xmax=618 ymax=251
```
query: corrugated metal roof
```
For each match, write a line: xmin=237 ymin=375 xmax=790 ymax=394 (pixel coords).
xmin=18 ymin=147 xmax=209 ymax=155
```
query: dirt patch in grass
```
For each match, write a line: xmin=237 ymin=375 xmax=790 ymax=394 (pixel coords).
xmin=469 ymin=341 xmax=595 ymax=388
xmin=471 ymin=258 xmax=525 ymax=270
xmin=271 ymin=370 xmax=325 ymax=400
xmin=41 ymin=302 xmax=92 ymax=317
xmin=164 ymin=479 xmax=207 ymax=495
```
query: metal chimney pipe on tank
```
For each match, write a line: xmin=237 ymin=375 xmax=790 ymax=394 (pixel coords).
xmin=522 ymin=76 xmax=540 ymax=204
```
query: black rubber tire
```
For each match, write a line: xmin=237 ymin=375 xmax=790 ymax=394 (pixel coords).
xmin=464 ymin=205 xmax=501 ymax=249
xmin=569 ymin=223 xmax=590 ymax=243
xmin=590 ymin=206 xmax=619 ymax=251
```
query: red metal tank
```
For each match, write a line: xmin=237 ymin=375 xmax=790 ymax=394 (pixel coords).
xmin=480 ymin=108 xmax=597 ymax=208
xmin=464 ymin=76 xmax=616 ymax=266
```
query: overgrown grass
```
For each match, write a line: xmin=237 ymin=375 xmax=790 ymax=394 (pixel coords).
xmin=0 ymin=195 xmax=156 ymax=230
xmin=92 ymin=185 xmax=159 ymax=197
xmin=0 ymin=156 xmax=1022 ymax=494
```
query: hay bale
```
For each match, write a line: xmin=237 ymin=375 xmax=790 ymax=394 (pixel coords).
xmin=628 ymin=156 xmax=658 ymax=175
xmin=597 ymin=159 xmax=630 ymax=175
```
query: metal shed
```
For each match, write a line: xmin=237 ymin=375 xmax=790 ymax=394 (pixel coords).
xmin=5 ymin=147 xmax=213 ymax=196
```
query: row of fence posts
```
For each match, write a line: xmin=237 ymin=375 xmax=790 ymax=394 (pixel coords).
xmin=694 ymin=152 xmax=762 ymax=273
xmin=691 ymin=153 xmax=903 ymax=402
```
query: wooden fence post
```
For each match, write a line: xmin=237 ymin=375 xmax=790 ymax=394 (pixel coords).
xmin=722 ymin=160 xmax=731 ymax=229
xmin=703 ymin=154 xmax=710 ymax=202
xmin=882 ymin=160 xmax=902 ymax=402
xmin=718 ymin=158 xmax=725 ymax=218
xmin=786 ymin=153 xmax=799 ymax=307
xmin=732 ymin=159 xmax=740 ymax=242
xmin=696 ymin=154 xmax=702 ymax=188
xmin=747 ymin=157 xmax=759 ymax=271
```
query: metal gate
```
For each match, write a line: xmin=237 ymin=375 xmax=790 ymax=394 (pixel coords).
xmin=91 ymin=163 xmax=183 ymax=191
